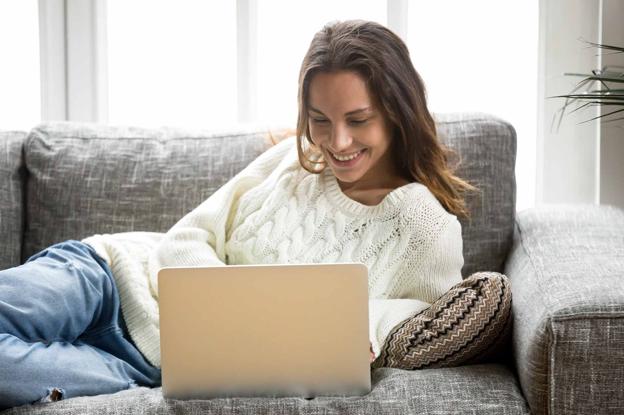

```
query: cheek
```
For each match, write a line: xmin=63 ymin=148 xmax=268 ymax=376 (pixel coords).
xmin=368 ymin=123 xmax=393 ymax=150
xmin=362 ymin=125 xmax=379 ymax=140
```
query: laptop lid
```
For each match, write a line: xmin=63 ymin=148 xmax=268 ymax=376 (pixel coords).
xmin=158 ymin=262 xmax=371 ymax=399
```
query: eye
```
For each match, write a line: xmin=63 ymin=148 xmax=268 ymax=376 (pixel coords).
xmin=310 ymin=117 xmax=329 ymax=124
xmin=349 ymin=118 xmax=368 ymax=126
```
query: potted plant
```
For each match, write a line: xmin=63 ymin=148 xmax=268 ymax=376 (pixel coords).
xmin=552 ymin=41 xmax=624 ymax=128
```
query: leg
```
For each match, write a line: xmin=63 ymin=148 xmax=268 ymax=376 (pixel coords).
xmin=373 ymin=272 xmax=513 ymax=370
xmin=0 ymin=240 xmax=160 ymax=409
xmin=0 ymin=333 xmax=155 ymax=409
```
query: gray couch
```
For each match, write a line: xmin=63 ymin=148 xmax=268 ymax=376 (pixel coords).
xmin=0 ymin=113 xmax=622 ymax=414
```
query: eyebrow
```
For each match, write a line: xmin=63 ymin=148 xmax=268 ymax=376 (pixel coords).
xmin=308 ymin=106 xmax=373 ymax=116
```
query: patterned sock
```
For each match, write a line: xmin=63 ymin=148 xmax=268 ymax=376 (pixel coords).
xmin=373 ymin=272 xmax=513 ymax=370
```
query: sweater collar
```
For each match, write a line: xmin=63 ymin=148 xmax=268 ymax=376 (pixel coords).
xmin=321 ymin=167 xmax=423 ymax=217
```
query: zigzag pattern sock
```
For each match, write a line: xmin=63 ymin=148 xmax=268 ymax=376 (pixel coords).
xmin=373 ymin=272 xmax=513 ymax=370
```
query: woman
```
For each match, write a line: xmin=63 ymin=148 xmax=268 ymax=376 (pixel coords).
xmin=0 ymin=20 xmax=510 ymax=409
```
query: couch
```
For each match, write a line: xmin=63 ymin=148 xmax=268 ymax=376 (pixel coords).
xmin=0 ymin=113 xmax=622 ymax=414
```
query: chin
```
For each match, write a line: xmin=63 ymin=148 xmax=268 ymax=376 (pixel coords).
xmin=333 ymin=170 xmax=364 ymax=184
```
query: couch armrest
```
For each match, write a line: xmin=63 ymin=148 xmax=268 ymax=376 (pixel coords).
xmin=504 ymin=204 xmax=624 ymax=415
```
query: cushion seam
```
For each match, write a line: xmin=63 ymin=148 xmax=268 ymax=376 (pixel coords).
xmin=515 ymin=218 xmax=553 ymax=315
xmin=551 ymin=313 xmax=624 ymax=321
xmin=515 ymin=217 xmax=554 ymax=415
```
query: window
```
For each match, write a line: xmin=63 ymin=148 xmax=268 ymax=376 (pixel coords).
xmin=107 ymin=0 xmax=237 ymax=129
xmin=0 ymin=0 xmax=40 ymax=130
xmin=408 ymin=1 xmax=538 ymax=211
xmin=256 ymin=0 xmax=386 ymax=126
xmin=21 ymin=1 xmax=538 ymax=210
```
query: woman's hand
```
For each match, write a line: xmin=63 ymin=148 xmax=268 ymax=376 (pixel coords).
xmin=369 ymin=342 xmax=375 ymax=363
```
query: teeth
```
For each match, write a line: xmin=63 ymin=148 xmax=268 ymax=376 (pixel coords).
xmin=331 ymin=150 xmax=363 ymax=161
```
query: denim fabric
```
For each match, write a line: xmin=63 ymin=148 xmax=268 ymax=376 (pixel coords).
xmin=0 ymin=240 xmax=161 ymax=410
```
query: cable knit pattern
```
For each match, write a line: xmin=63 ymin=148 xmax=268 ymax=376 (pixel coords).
xmin=83 ymin=135 xmax=464 ymax=368
xmin=82 ymin=231 xmax=163 ymax=367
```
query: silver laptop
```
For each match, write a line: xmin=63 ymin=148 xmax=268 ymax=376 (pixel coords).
xmin=158 ymin=262 xmax=371 ymax=400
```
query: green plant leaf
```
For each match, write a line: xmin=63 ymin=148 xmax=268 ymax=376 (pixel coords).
xmin=552 ymin=41 xmax=624 ymax=128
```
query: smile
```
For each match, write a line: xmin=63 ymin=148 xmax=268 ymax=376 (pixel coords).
xmin=330 ymin=149 xmax=365 ymax=161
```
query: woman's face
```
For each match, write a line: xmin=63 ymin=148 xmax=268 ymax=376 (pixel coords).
xmin=307 ymin=70 xmax=397 ymax=190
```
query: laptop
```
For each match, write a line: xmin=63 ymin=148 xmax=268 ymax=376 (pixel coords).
xmin=158 ymin=262 xmax=372 ymax=400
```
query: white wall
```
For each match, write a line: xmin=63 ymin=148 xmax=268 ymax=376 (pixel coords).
xmin=538 ymin=0 xmax=624 ymax=209
xmin=599 ymin=0 xmax=624 ymax=208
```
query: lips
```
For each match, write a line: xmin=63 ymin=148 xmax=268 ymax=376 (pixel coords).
xmin=329 ymin=149 xmax=365 ymax=161
xmin=327 ymin=148 xmax=366 ymax=167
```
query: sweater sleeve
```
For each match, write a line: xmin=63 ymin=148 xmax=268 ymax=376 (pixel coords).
xmin=147 ymin=136 xmax=296 ymax=296
xmin=369 ymin=216 xmax=464 ymax=359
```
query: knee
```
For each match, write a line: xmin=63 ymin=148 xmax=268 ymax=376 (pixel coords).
xmin=0 ymin=385 xmax=65 ymax=410
xmin=35 ymin=387 xmax=65 ymax=404
xmin=0 ymin=335 xmax=65 ymax=409
xmin=462 ymin=272 xmax=511 ymax=294
xmin=375 ymin=271 xmax=513 ymax=370
xmin=464 ymin=271 xmax=509 ymax=284
xmin=458 ymin=272 xmax=512 ymax=315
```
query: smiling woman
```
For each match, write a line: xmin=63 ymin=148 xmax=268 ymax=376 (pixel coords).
xmin=0 ymin=18 xmax=511 ymax=410
xmin=295 ymin=20 xmax=478 ymax=218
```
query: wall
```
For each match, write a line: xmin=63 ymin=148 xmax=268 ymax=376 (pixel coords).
xmin=599 ymin=0 xmax=624 ymax=208
xmin=538 ymin=0 xmax=624 ymax=208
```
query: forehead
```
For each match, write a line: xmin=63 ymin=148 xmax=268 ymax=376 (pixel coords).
xmin=307 ymin=70 xmax=374 ymax=113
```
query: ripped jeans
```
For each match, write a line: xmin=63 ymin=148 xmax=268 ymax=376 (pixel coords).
xmin=0 ymin=240 xmax=161 ymax=410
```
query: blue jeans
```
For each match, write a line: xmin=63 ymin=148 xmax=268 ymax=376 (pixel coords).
xmin=0 ymin=240 xmax=161 ymax=410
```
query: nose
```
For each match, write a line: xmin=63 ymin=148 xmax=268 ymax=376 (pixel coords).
xmin=329 ymin=123 xmax=353 ymax=152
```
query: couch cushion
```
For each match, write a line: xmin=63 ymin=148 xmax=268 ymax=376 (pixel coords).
xmin=2 ymin=364 xmax=529 ymax=414
xmin=0 ymin=130 xmax=26 ymax=269
xmin=22 ymin=122 xmax=279 ymax=262
xmin=436 ymin=113 xmax=516 ymax=278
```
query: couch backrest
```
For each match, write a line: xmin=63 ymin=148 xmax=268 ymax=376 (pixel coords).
xmin=436 ymin=113 xmax=517 ymax=277
xmin=15 ymin=113 xmax=516 ymax=277
xmin=21 ymin=122 xmax=277 ymax=264
xmin=0 ymin=130 xmax=27 ymax=270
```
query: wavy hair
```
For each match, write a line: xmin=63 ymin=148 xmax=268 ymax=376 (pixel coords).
xmin=295 ymin=20 xmax=479 ymax=220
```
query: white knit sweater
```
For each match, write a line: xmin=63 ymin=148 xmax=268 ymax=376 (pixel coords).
xmin=83 ymin=135 xmax=464 ymax=368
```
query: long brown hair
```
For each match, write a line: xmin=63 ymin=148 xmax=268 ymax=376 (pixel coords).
xmin=295 ymin=20 xmax=479 ymax=220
